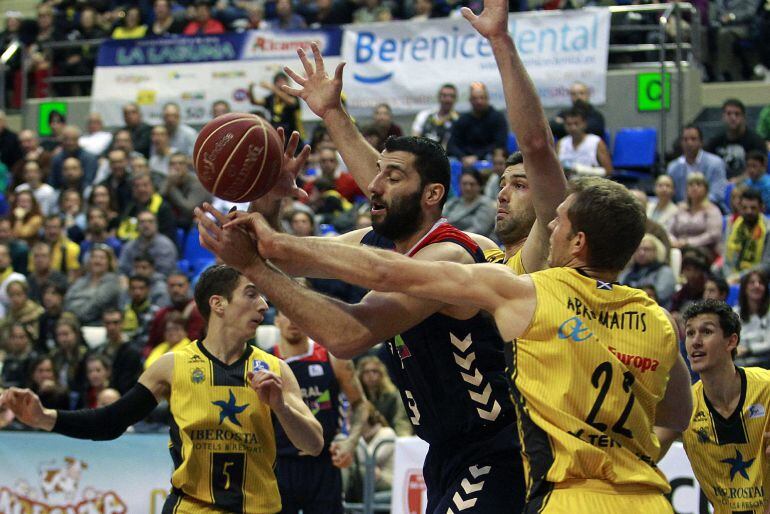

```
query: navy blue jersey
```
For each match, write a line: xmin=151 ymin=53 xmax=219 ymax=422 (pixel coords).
xmin=361 ymin=222 xmax=516 ymax=446
xmin=272 ymin=342 xmax=341 ymax=456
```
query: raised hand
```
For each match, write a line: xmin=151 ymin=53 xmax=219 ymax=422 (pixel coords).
xmin=282 ymin=42 xmax=346 ymax=120
xmin=267 ymin=127 xmax=310 ymax=202
xmin=222 ymin=211 xmax=280 ymax=260
xmin=194 ymin=204 xmax=265 ymax=271
xmin=461 ymin=0 xmax=509 ymax=41
xmin=248 ymin=370 xmax=287 ymax=412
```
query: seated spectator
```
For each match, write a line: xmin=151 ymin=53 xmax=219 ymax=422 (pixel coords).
xmin=671 ymin=246 xmax=711 ymax=316
xmin=703 ymin=273 xmax=729 ymax=301
xmin=738 ymin=151 xmax=770 ymax=211
xmin=80 ymin=354 xmax=112 ymax=408
xmin=184 ymin=0 xmax=226 ymax=35
xmin=347 ymin=410 xmax=396 ymax=503
xmin=2 ymin=279 xmax=44 ymax=340
xmin=619 ymin=234 xmax=677 ymax=308
xmin=706 ymin=99 xmax=767 ymax=179
xmin=442 ymin=169 xmax=496 ymax=238
xmin=357 ymin=356 xmax=412 ymax=436
xmin=372 ymin=103 xmax=403 ymax=141
xmin=0 ymin=217 xmax=27 ymax=274
xmin=57 ymin=189 xmax=87 ymax=244
xmin=97 ymin=151 xmax=133 ymax=215
xmin=0 ymin=242 xmax=26 ymax=319
xmin=447 ymin=82 xmax=507 ymax=168
xmin=41 ymin=111 xmax=65 ymax=152
xmin=118 ymin=210 xmax=178 ymax=278
xmin=13 ymin=129 xmax=52 ymax=183
xmin=556 ymin=106 xmax=612 ymax=176
xmin=91 ymin=309 xmax=143 ymax=394
xmin=669 ymin=173 xmax=724 ymax=258
xmin=302 ymin=0 xmax=353 ymax=27
xmin=304 ymin=147 xmax=363 ymax=203
xmin=50 ymin=315 xmax=88 ymax=397
xmin=723 ymin=188 xmax=770 ymax=283
xmin=160 ymin=153 xmax=212 ymax=231
xmin=35 ymin=284 xmax=67 ymax=355
xmin=128 ymin=253 xmax=171 ymax=307
xmin=112 ymin=6 xmax=148 ymax=39
xmin=117 ymin=171 xmax=178 ymax=242
xmin=58 ymin=7 xmax=105 ymax=96
xmin=482 ymin=152 xmax=507 ymax=201
xmin=26 ymin=355 xmax=70 ymax=410
xmin=289 ymin=210 xmax=316 ymax=237
xmin=647 ymin=175 xmax=679 ymax=230
xmin=308 ymin=178 xmax=355 ymax=232
xmin=353 ymin=0 xmax=392 ymax=23
xmin=49 ymin=126 xmax=98 ymax=189
xmin=58 ymin=159 xmax=87 ymax=198
xmin=211 ymin=100 xmax=230 ymax=118
xmin=411 ymin=0 xmax=433 ymax=20
xmin=78 ymin=113 xmax=113 ymax=157
xmin=236 ymin=2 xmax=271 ymax=31
xmin=80 ymin=207 xmax=123 ymax=263
xmin=273 ymin=0 xmax=308 ymax=29
xmin=145 ymin=313 xmax=192 ymax=368
xmin=63 ymin=246 xmax=122 ymax=325
xmin=35 ymin=215 xmax=80 ymax=283
xmin=550 ymin=81 xmax=606 ymax=140
xmin=88 ymin=185 xmax=121 ymax=232
xmin=412 ymin=84 xmax=459 ymax=149
xmin=150 ymin=0 xmax=185 ymax=36
xmin=0 ymin=110 xmax=22 ymax=172
xmin=15 ymin=161 xmax=57 ymax=216
xmin=1 ymin=324 xmax=38 ymax=388
xmin=10 ymin=190 xmax=44 ymax=245
xmin=145 ymin=271 xmax=205 ymax=354
xmin=248 ymin=73 xmax=304 ymax=139
xmin=96 ymin=388 xmax=121 ymax=407
xmin=148 ymin=126 xmax=176 ymax=176
xmin=26 ymin=242 xmax=68 ymax=304
xmin=122 ymin=274 xmax=162 ymax=350
xmin=667 ymin=124 xmax=727 ymax=206
xmin=118 ymin=103 xmax=152 ymax=158
xmin=163 ymin=103 xmax=198 ymax=158
xmin=734 ymin=270 xmax=770 ymax=368
xmin=710 ymin=1 xmax=763 ymax=81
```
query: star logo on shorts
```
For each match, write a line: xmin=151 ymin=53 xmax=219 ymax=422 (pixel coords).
xmin=212 ymin=390 xmax=249 ymax=427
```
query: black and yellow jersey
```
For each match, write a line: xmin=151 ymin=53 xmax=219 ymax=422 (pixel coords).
xmin=512 ymin=267 xmax=679 ymax=504
xmin=683 ymin=367 xmax=770 ymax=514
xmin=167 ymin=340 xmax=282 ymax=513
xmin=484 ymin=247 xmax=526 ymax=275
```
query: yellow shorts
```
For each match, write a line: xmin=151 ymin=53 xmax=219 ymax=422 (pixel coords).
xmin=530 ymin=482 xmax=673 ymax=514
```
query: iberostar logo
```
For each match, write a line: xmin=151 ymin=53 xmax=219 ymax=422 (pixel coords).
xmin=721 ymin=449 xmax=755 ymax=481
xmin=212 ymin=390 xmax=249 ymax=427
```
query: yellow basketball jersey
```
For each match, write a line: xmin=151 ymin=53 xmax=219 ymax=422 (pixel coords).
xmin=513 ymin=267 xmax=679 ymax=501
xmin=682 ymin=367 xmax=770 ymax=514
xmin=484 ymin=247 xmax=527 ymax=274
xmin=168 ymin=341 xmax=281 ymax=513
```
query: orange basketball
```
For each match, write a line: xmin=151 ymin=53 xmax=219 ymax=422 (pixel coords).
xmin=193 ymin=113 xmax=284 ymax=202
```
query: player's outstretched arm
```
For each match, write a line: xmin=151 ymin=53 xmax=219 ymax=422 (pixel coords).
xmin=329 ymin=357 xmax=371 ymax=468
xmin=251 ymin=362 xmax=323 ymax=456
xmin=464 ymin=0 xmax=566 ymax=272
xmin=282 ymin=42 xmax=380 ymax=192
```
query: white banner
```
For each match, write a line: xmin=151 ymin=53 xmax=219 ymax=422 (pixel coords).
xmin=391 ymin=439 xmax=707 ymax=514
xmin=342 ymin=9 xmax=610 ymax=115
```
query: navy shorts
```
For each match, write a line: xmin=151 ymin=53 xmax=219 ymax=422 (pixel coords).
xmin=424 ymin=423 xmax=525 ymax=514
xmin=275 ymin=454 xmax=343 ymax=514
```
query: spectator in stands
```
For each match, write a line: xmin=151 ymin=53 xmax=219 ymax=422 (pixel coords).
xmin=722 ymin=188 xmax=770 ymax=283
xmin=0 ymin=242 xmax=25 ymax=320
xmin=14 ymin=129 xmax=52 ymax=182
xmin=556 ymin=106 xmax=613 ymax=175
xmin=482 ymin=152 xmax=507 ymax=201
xmin=145 ymin=271 xmax=205 ymax=352
xmin=49 ymin=126 xmax=98 ymax=189
xmin=411 ymin=0 xmax=433 ymax=20
xmin=551 ymin=82 xmax=606 ymax=140
xmin=148 ymin=126 xmax=175 ymax=176
xmin=353 ymin=0 xmax=392 ymax=23
xmin=710 ymin=0 xmax=763 ymax=81
xmin=112 ymin=6 xmax=148 ymax=39
xmin=647 ymin=175 xmax=679 ymax=230
xmin=357 ymin=356 xmax=412 ymax=436
xmin=63 ymin=245 xmax=122 ymax=325
xmin=35 ymin=284 xmax=66 ymax=355
xmin=372 ymin=103 xmax=403 ymax=140
xmin=80 ymin=206 xmax=122 ymax=263
xmin=41 ymin=111 xmax=66 ymax=152
xmin=274 ymin=0 xmax=308 ymax=28
xmin=669 ymin=173 xmax=724 ymax=258
xmin=619 ymin=234 xmax=677 ymax=308
xmin=1 ymin=324 xmax=38 ymax=388
xmin=667 ymin=124 xmax=728 ymax=205
xmin=88 ymin=185 xmax=121 ymax=234
xmin=59 ymin=7 xmax=106 ymax=96
xmin=303 ymin=0 xmax=353 ymax=27
xmin=237 ymin=2 xmax=271 ymax=31
xmin=447 ymin=82 xmax=508 ymax=168
xmin=348 ymin=410 xmax=396 ymax=503
xmin=703 ymin=274 xmax=730 ymax=301
xmin=93 ymin=131 xmax=137 ymax=185
xmin=26 ymin=355 xmax=70 ymax=410
xmin=211 ymin=100 xmax=230 ymax=118
xmin=1 ymin=280 xmax=44 ymax=342
xmin=79 ymin=354 xmax=111 ymax=408
xmin=145 ymin=312 xmax=191 ymax=368
xmin=150 ymin=0 xmax=185 ymax=36
xmin=91 ymin=308 xmax=143 ymax=394
xmin=58 ymin=158 xmax=87 ymax=196
xmin=58 ymin=189 xmax=87 ymax=244
xmin=129 ymin=253 xmax=171 ymax=307
xmin=249 ymin=73 xmax=304 ymax=139
xmin=163 ymin=103 xmax=198 ymax=157
xmin=122 ymin=274 xmax=162 ymax=350
xmin=670 ymin=246 xmax=711 ymax=318
xmin=442 ymin=169 xmax=495 ymax=238
xmin=37 ymin=215 xmax=80 ymax=282
xmin=303 ymin=148 xmax=362 ymax=203
xmin=411 ymin=84 xmax=458 ymax=150
xmin=0 ymin=218 xmax=26 ymax=274
xmin=289 ymin=210 xmax=315 ymax=236
xmin=15 ymin=161 xmax=57 ymax=216
xmin=160 ymin=153 xmax=212 ymax=231
xmin=26 ymin=242 xmax=68 ymax=304
xmin=97 ymin=150 xmax=133 ymax=214
xmin=0 ymin=110 xmax=22 ymax=172
xmin=117 ymin=171 xmax=177 ymax=242
xmin=118 ymin=210 xmax=178 ymax=277
xmin=706 ymin=99 xmax=767 ymax=179
xmin=119 ymin=103 xmax=152 ymax=158
xmin=78 ymin=113 xmax=112 ymax=157
xmin=10 ymin=191 xmax=44 ymax=245
xmin=50 ymin=315 xmax=88 ymax=397
xmin=757 ymin=104 xmax=770 ymax=143
xmin=184 ymin=0 xmax=226 ymax=35
xmin=738 ymin=151 xmax=770 ymax=210
xmin=734 ymin=270 xmax=770 ymax=368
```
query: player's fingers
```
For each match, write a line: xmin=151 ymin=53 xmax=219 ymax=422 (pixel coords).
xmin=283 ymin=66 xmax=306 ymax=86
xmin=293 ymin=186 xmax=309 ymax=201
xmin=285 ymin=130 xmax=301 ymax=157
xmin=293 ymin=144 xmax=312 ymax=175
xmin=297 ymin=47 xmax=314 ymax=76
xmin=276 ymin=126 xmax=286 ymax=148
xmin=200 ymin=203 xmax=230 ymax=226
xmin=333 ymin=62 xmax=346 ymax=83
xmin=280 ymin=84 xmax=304 ymax=98
xmin=460 ymin=6 xmax=476 ymax=23
xmin=311 ymin=41 xmax=325 ymax=74
xmin=195 ymin=210 xmax=222 ymax=239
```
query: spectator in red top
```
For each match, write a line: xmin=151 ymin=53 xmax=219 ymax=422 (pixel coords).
xmin=144 ymin=271 xmax=204 ymax=356
xmin=183 ymin=0 xmax=225 ymax=35
xmin=303 ymin=147 xmax=363 ymax=203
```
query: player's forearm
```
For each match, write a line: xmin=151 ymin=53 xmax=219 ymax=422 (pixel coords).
xmin=273 ymin=402 xmax=324 ymax=456
xmin=322 ymin=107 xmax=380 ymax=193
xmin=346 ymin=398 xmax=371 ymax=448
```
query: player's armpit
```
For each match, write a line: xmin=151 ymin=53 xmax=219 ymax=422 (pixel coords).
xmin=139 ymin=352 xmax=174 ymax=403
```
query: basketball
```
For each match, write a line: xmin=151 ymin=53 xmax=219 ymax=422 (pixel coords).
xmin=193 ymin=113 xmax=284 ymax=202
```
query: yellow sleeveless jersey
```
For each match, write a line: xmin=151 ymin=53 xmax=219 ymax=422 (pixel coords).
xmin=484 ymin=248 xmax=526 ymax=274
xmin=168 ymin=341 xmax=282 ymax=513
xmin=513 ymin=267 xmax=679 ymax=501
xmin=683 ymin=367 xmax=770 ymax=514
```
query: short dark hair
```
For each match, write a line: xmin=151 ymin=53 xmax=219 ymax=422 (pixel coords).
xmin=564 ymin=106 xmax=587 ymax=121
xmin=741 ymin=188 xmax=764 ymax=204
xmin=42 ymin=283 xmax=66 ymax=297
xmin=383 ymin=136 xmax=451 ymax=207
xmin=683 ymin=299 xmax=741 ymax=359
xmin=439 ymin=83 xmax=456 ymax=92
xmin=460 ymin=169 xmax=482 ymax=186
xmin=273 ymin=71 xmax=288 ymax=83
xmin=722 ymin=98 xmax=746 ymax=114
xmin=505 ymin=151 xmax=523 ymax=167
xmin=102 ymin=308 xmax=123 ymax=319
xmin=128 ymin=274 xmax=151 ymax=286
xmin=566 ymin=177 xmax=646 ymax=271
xmin=133 ymin=253 xmax=155 ymax=266
xmin=682 ymin=124 xmax=703 ymax=140
xmin=194 ymin=265 xmax=243 ymax=322
xmin=747 ymin=150 xmax=768 ymax=166
xmin=705 ymin=273 xmax=729 ymax=297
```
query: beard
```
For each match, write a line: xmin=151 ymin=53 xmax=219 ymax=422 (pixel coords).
xmin=372 ymin=189 xmax=424 ymax=242
xmin=495 ymin=206 xmax=536 ymax=245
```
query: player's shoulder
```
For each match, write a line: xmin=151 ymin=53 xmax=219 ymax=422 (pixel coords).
xmin=412 ymin=240 xmax=476 ymax=264
xmin=465 ymin=231 xmax=500 ymax=252
xmin=743 ymin=366 xmax=770 ymax=387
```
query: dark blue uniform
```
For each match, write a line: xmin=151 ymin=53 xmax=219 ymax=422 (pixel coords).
xmin=272 ymin=342 xmax=344 ymax=514
xmin=362 ymin=222 xmax=524 ymax=514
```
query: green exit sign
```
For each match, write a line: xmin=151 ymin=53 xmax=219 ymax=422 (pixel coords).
xmin=637 ymin=73 xmax=671 ymax=112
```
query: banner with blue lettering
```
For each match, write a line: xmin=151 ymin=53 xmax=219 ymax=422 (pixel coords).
xmin=92 ymin=29 xmax=342 ymax=126
xmin=342 ymin=9 xmax=610 ymax=113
